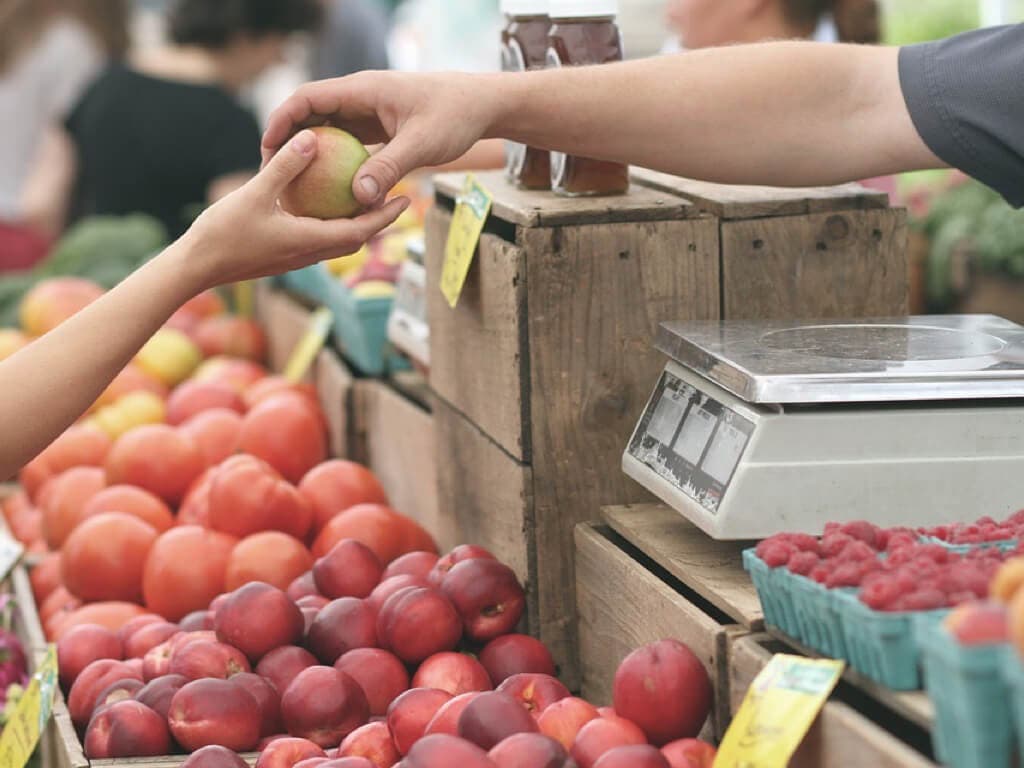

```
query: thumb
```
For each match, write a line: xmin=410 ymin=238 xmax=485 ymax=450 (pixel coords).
xmin=353 ymin=131 xmax=425 ymax=207
xmin=256 ymin=130 xmax=318 ymax=198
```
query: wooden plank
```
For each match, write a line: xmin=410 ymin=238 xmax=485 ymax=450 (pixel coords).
xmin=258 ymin=287 xmax=316 ymax=378
xmin=728 ymin=635 xmax=937 ymax=768
xmin=721 ymin=208 xmax=909 ymax=320
xmin=525 ymin=217 xmax=720 ymax=691
xmin=575 ymin=522 xmax=727 ymax=739
xmin=425 ymin=206 xmax=530 ymax=461
xmin=314 ymin=348 xmax=355 ymax=460
xmin=362 ymin=382 xmax=446 ymax=550
xmin=632 ymin=167 xmax=889 ymax=220
xmin=432 ymin=170 xmax=696 ymax=227
xmin=602 ymin=504 xmax=763 ymax=630
xmin=49 ymin=691 xmax=88 ymax=768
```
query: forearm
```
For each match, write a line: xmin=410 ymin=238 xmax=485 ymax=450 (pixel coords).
xmin=0 ymin=241 xmax=203 ymax=479
xmin=490 ymin=43 xmax=942 ymax=186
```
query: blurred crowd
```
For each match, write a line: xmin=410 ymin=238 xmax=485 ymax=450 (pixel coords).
xmin=0 ymin=0 xmax=882 ymax=270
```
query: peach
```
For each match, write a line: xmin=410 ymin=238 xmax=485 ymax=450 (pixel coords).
xmin=412 ymin=652 xmax=492 ymax=696
xmin=180 ymin=610 xmax=215 ymax=632
xmin=306 ymin=598 xmax=378 ymax=664
xmin=403 ymin=734 xmax=495 ymax=768
xmin=366 ymin=575 xmax=431 ymax=614
xmin=496 ymin=674 xmax=570 ymax=719
xmin=480 ymin=635 xmax=556 ymax=685
xmin=297 ymin=459 xmax=388 ymax=534
xmin=993 ymin=558 xmax=1024 ymax=603
xmin=125 ymin=622 xmax=180 ymax=659
xmin=325 ymin=757 xmax=376 ymax=768
xmin=661 ymin=739 xmax=717 ymax=768
xmin=226 ymin=531 xmax=314 ymax=592
xmin=424 ymin=692 xmax=479 ymax=737
xmin=84 ymin=700 xmax=170 ymax=758
xmin=945 ymin=600 xmax=1010 ymax=645
xmin=255 ymin=736 xmax=326 ymax=768
xmin=313 ymin=539 xmax=384 ymax=600
xmin=294 ymin=759 xmax=330 ymax=768
xmin=181 ymin=745 xmax=250 ymax=768
xmin=429 ymin=546 xmax=496 ymax=587
xmin=386 ymin=688 xmax=453 ymax=755
xmin=142 ymin=639 xmax=176 ymax=681
xmin=118 ymin=614 xmax=164 ymax=646
xmin=92 ymin=678 xmax=145 ymax=714
xmin=376 ymin=587 xmax=462 ymax=664
xmin=594 ymin=745 xmax=670 ymax=768
xmin=571 ymin=717 xmax=647 ymax=768
xmin=233 ymin=672 xmax=282 ymax=737
xmin=441 ymin=559 xmax=525 ymax=642
xmin=339 ymin=721 xmax=401 ymax=768
xmin=20 ymin=277 xmax=103 ymax=336
xmin=538 ymin=697 xmax=600 ymax=750
xmin=458 ymin=691 xmax=538 ymax=751
xmin=288 ymin=572 xmax=321 ymax=601
xmin=298 ymin=595 xmax=330 ymax=610
xmin=383 ymin=552 xmax=439 ymax=582
xmin=68 ymin=659 xmax=142 ymax=728
xmin=135 ymin=674 xmax=188 ymax=720
xmin=214 ymin=582 xmax=304 ymax=661
xmin=193 ymin=316 xmax=267 ymax=363
xmin=57 ymin=623 xmax=122 ymax=688
xmin=181 ymin=408 xmax=243 ymax=467
xmin=334 ymin=648 xmax=410 ymax=716
xmin=169 ymin=640 xmax=251 ymax=680
xmin=256 ymin=645 xmax=318 ymax=695
xmin=612 ymin=640 xmax=711 ymax=744
xmin=489 ymin=733 xmax=570 ymax=768
xmin=170 ymin=677 xmax=262 ymax=751
xmin=166 ymin=380 xmax=245 ymax=426
xmin=281 ymin=666 xmax=370 ymax=747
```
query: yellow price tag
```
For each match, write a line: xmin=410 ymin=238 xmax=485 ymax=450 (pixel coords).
xmin=0 ymin=645 xmax=58 ymax=768
xmin=715 ymin=654 xmax=844 ymax=768
xmin=283 ymin=307 xmax=333 ymax=383
xmin=233 ymin=281 xmax=255 ymax=318
xmin=440 ymin=175 xmax=493 ymax=309
xmin=0 ymin=533 xmax=24 ymax=582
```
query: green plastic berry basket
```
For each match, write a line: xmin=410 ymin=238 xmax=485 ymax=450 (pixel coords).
xmin=743 ymin=549 xmax=801 ymax=639
xmin=1006 ymin=652 xmax=1024 ymax=764
xmin=280 ymin=263 xmax=332 ymax=306
xmin=918 ymin=535 xmax=1018 ymax=555
xmin=789 ymin=576 xmax=851 ymax=659
xmin=921 ymin=626 xmax=1015 ymax=768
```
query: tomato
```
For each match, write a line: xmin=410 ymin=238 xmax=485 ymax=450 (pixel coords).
xmin=105 ymin=425 xmax=205 ymax=506
xmin=238 ymin=393 xmax=327 ymax=484
xmin=207 ymin=455 xmax=313 ymax=540
xmin=298 ymin=460 xmax=389 ymax=534
xmin=143 ymin=526 xmax=237 ymax=621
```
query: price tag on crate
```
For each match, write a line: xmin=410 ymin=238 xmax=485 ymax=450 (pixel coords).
xmin=715 ymin=654 xmax=844 ymax=768
xmin=0 ymin=533 xmax=23 ymax=582
xmin=284 ymin=307 xmax=333 ymax=383
xmin=0 ymin=645 xmax=58 ymax=768
xmin=440 ymin=174 xmax=492 ymax=309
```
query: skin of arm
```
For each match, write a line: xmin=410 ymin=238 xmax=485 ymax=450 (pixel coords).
xmin=208 ymin=171 xmax=255 ymax=203
xmin=0 ymin=129 xmax=409 ymax=480
xmin=263 ymin=42 xmax=945 ymax=209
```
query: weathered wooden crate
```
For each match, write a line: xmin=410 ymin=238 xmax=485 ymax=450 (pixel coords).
xmin=632 ymin=168 xmax=909 ymax=319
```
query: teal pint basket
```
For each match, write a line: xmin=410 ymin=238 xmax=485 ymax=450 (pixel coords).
xmin=743 ymin=550 xmax=803 ymax=639
xmin=919 ymin=535 xmax=1018 ymax=555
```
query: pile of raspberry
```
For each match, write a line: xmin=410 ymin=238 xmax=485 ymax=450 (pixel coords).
xmin=918 ymin=510 xmax=1024 ymax=545
xmin=753 ymin=521 xmax=1011 ymax=613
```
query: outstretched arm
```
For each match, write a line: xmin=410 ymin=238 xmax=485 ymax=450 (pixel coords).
xmin=0 ymin=130 xmax=408 ymax=480
xmin=263 ymin=42 xmax=943 ymax=208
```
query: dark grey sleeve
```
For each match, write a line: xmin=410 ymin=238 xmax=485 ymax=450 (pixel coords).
xmin=899 ymin=24 xmax=1024 ymax=208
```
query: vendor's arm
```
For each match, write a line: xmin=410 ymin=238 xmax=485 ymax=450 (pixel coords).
xmin=0 ymin=130 xmax=408 ymax=480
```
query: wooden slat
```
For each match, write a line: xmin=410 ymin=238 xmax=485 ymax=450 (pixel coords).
xmin=575 ymin=522 xmax=728 ymax=740
xmin=632 ymin=168 xmax=889 ymax=220
xmin=432 ymin=171 xmax=697 ymax=227
xmin=525 ymin=217 xmax=720 ymax=690
xmin=425 ymin=206 xmax=530 ymax=461
xmin=720 ymin=208 xmax=909 ymax=320
xmin=314 ymin=348 xmax=355 ymax=460
xmin=602 ymin=504 xmax=763 ymax=629
xmin=728 ymin=635 xmax=937 ymax=768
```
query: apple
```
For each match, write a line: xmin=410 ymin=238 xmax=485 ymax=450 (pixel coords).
xmin=313 ymin=539 xmax=384 ymax=600
xmin=537 ymin=696 xmax=600 ymax=750
xmin=169 ymin=678 xmax=262 ymax=752
xmin=403 ymin=734 xmax=496 ymax=768
xmin=335 ymin=648 xmax=410 ymax=716
xmin=593 ymin=745 xmax=670 ymax=768
xmin=339 ymin=721 xmax=401 ymax=768
xmin=441 ymin=559 xmax=526 ymax=641
xmin=386 ymin=688 xmax=452 ymax=755
xmin=429 ymin=546 xmax=497 ymax=587
xmin=84 ymin=700 xmax=170 ymax=758
xmin=496 ymin=674 xmax=570 ymax=718
xmin=376 ymin=587 xmax=462 ymax=664
xmin=571 ymin=716 xmax=647 ymax=768
xmin=214 ymin=582 xmax=304 ymax=661
xmin=479 ymin=635 xmax=556 ymax=685
xmin=181 ymin=745 xmax=250 ymax=768
xmin=661 ymin=739 xmax=717 ymax=768
xmin=281 ymin=666 xmax=370 ymax=747
xmin=280 ymin=127 xmax=370 ymax=219
xmin=457 ymin=691 xmax=539 ymax=750
xmin=412 ymin=652 xmax=492 ymax=696
xmin=489 ymin=733 xmax=571 ymax=768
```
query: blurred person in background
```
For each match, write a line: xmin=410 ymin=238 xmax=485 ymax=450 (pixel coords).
xmin=311 ymin=0 xmax=390 ymax=80
xmin=0 ymin=0 xmax=129 ymax=269
xmin=20 ymin=0 xmax=322 ymax=241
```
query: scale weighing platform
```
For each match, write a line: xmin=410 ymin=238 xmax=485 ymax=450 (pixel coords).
xmin=623 ymin=315 xmax=1024 ymax=539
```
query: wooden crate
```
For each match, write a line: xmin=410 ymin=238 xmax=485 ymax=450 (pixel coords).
xmin=426 ymin=171 xmax=722 ymax=687
xmin=632 ymin=168 xmax=909 ymax=319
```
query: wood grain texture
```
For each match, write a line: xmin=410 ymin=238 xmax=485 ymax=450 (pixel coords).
xmin=728 ymin=635 xmax=937 ymax=768
xmin=721 ymin=208 xmax=909 ymax=320
xmin=432 ymin=171 xmax=697 ymax=227
xmin=525 ymin=218 xmax=720 ymax=688
xmin=575 ymin=522 xmax=728 ymax=738
xmin=425 ymin=206 xmax=530 ymax=460
xmin=632 ymin=168 xmax=889 ymax=220
xmin=602 ymin=504 xmax=764 ymax=629
xmin=314 ymin=348 xmax=355 ymax=460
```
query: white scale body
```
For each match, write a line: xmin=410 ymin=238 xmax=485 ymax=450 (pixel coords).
xmin=622 ymin=315 xmax=1024 ymax=540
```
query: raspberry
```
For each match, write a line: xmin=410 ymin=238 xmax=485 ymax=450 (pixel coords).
xmin=759 ymin=541 xmax=796 ymax=568
xmin=916 ymin=545 xmax=952 ymax=564
xmin=809 ymin=565 xmax=831 ymax=584
xmin=840 ymin=520 xmax=881 ymax=549
xmin=837 ymin=541 xmax=876 ymax=563
xmin=820 ymin=533 xmax=855 ymax=558
xmin=860 ymin=577 xmax=902 ymax=610
xmin=886 ymin=533 xmax=918 ymax=553
xmin=823 ymin=522 xmax=843 ymax=536
xmin=787 ymin=551 xmax=820 ymax=575
xmin=787 ymin=533 xmax=821 ymax=554
xmin=900 ymin=588 xmax=948 ymax=611
xmin=826 ymin=562 xmax=868 ymax=588
xmin=1005 ymin=509 xmax=1024 ymax=526
xmin=756 ymin=534 xmax=793 ymax=560
xmin=946 ymin=591 xmax=978 ymax=606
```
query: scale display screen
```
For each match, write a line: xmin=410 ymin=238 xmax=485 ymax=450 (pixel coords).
xmin=628 ymin=370 xmax=754 ymax=513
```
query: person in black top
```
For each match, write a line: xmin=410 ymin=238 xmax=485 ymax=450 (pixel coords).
xmin=24 ymin=0 xmax=321 ymax=239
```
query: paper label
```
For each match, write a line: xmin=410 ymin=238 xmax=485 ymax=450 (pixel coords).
xmin=0 ymin=645 xmax=58 ymax=768
xmin=284 ymin=307 xmax=333 ymax=382
xmin=440 ymin=175 xmax=492 ymax=309
xmin=0 ymin=534 xmax=23 ymax=583
xmin=715 ymin=654 xmax=844 ymax=768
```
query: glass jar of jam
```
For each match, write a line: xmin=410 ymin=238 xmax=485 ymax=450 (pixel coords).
xmin=501 ymin=0 xmax=552 ymax=189
xmin=547 ymin=0 xmax=629 ymax=196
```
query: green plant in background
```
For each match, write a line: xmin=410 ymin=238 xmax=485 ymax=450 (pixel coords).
xmin=882 ymin=0 xmax=979 ymax=44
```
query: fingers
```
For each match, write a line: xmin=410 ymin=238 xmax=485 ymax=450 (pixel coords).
xmin=353 ymin=130 xmax=428 ymax=208
xmin=253 ymin=130 xmax=318 ymax=198
xmin=292 ymin=196 xmax=412 ymax=255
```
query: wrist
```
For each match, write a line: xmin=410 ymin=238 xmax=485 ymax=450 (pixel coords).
xmin=153 ymin=236 xmax=209 ymax=302
xmin=479 ymin=72 xmax=530 ymax=141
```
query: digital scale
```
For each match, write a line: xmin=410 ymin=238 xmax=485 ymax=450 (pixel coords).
xmin=623 ymin=315 xmax=1024 ymax=539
